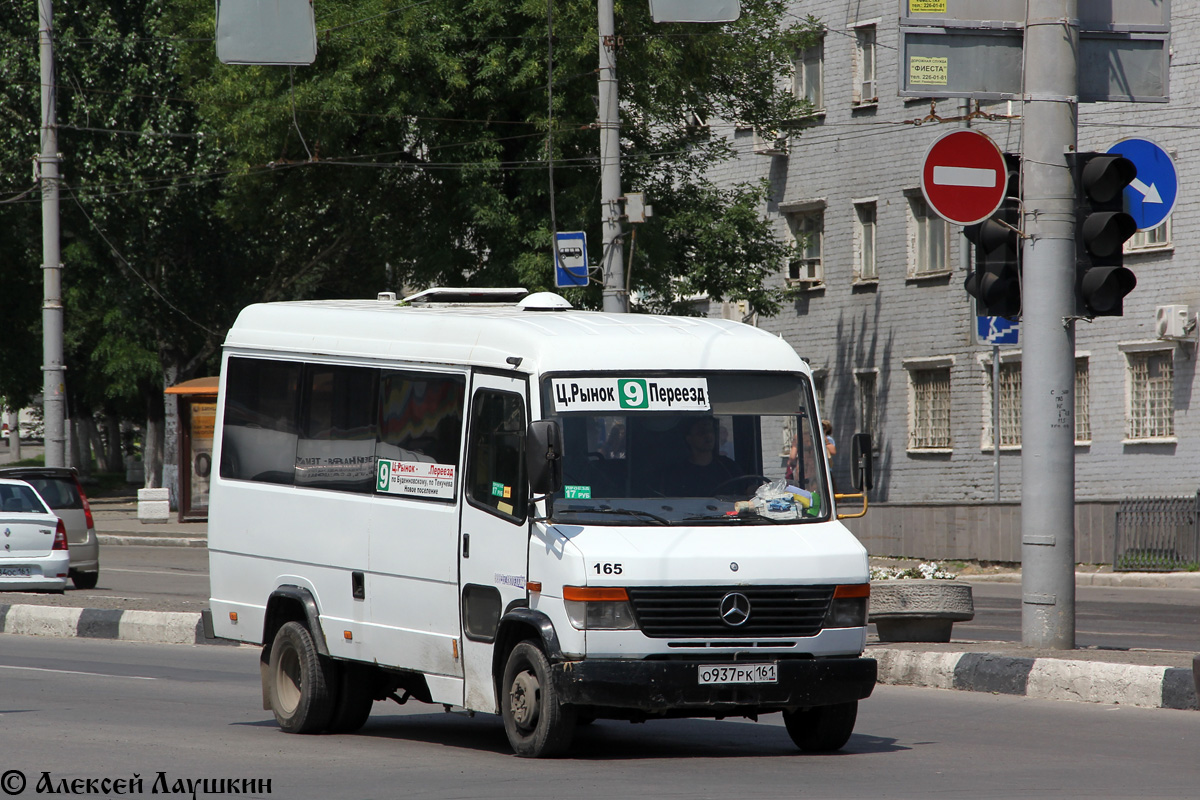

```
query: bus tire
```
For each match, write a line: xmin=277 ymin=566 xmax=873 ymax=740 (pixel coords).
xmin=782 ymin=701 xmax=858 ymax=753
xmin=500 ymin=641 xmax=576 ymax=757
xmin=326 ymin=661 xmax=375 ymax=734
xmin=267 ymin=621 xmax=335 ymax=734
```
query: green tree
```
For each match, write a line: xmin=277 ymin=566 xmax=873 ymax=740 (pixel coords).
xmin=174 ymin=0 xmax=815 ymax=313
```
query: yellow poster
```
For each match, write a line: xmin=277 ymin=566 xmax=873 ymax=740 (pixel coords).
xmin=910 ymin=56 xmax=949 ymax=85
xmin=191 ymin=402 xmax=216 ymax=439
xmin=910 ymin=0 xmax=947 ymax=12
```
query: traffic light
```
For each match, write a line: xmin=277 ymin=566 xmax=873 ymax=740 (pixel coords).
xmin=963 ymin=153 xmax=1020 ymax=318
xmin=1072 ymin=153 xmax=1137 ymax=316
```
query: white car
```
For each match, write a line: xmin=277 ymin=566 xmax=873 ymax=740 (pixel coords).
xmin=0 ymin=478 xmax=69 ymax=592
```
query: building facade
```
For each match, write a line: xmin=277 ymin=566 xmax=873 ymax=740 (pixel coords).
xmin=709 ymin=2 xmax=1197 ymax=563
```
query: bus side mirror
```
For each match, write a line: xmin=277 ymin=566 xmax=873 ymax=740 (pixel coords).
xmin=850 ymin=433 xmax=873 ymax=492
xmin=526 ymin=420 xmax=563 ymax=495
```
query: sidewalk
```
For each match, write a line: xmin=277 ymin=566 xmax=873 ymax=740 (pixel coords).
xmin=90 ymin=494 xmax=207 ymax=547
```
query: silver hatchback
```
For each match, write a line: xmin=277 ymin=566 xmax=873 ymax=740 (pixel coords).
xmin=0 ymin=467 xmax=99 ymax=589
xmin=0 ymin=478 xmax=70 ymax=591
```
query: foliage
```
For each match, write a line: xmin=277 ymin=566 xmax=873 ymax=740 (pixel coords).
xmin=172 ymin=0 xmax=815 ymax=310
xmin=0 ymin=1 xmax=237 ymax=417
xmin=0 ymin=0 xmax=817 ymax=422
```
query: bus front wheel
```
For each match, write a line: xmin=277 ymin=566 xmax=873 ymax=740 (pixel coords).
xmin=782 ymin=701 xmax=858 ymax=753
xmin=500 ymin=641 xmax=576 ymax=757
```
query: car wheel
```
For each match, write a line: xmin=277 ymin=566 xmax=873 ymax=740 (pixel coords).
xmin=266 ymin=621 xmax=335 ymax=734
xmin=325 ymin=661 xmax=376 ymax=734
xmin=500 ymin=641 xmax=576 ymax=757
xmin=70 ymin=570 xmax=99 ymax=590
xmin=782 ymin=701 xmax=858 ymax=753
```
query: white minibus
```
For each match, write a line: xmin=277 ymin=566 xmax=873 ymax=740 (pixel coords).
xmin=205 ymin=288 xmax=876 ymax=757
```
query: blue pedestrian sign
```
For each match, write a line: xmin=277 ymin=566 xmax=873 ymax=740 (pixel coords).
xmin=1106 ymin=138 xmax=1178 ymax=232
xmin=554 ymin=231 xmax=588 ymax=288
xmin=977 ymin=316 xmax=1019 ymax=346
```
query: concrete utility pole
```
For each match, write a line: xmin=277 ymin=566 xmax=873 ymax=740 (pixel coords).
xmin=39 ymin=0 xmax=67 ymax=468
xmin=1020 ymin=0 xmax=1077 ymax=648
xmin=597 ymin=0 xmax=628 ymax=312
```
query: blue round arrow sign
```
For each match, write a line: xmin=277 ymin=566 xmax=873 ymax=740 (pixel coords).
xmin=1106 ymin=138 xmax=1178 ymax=232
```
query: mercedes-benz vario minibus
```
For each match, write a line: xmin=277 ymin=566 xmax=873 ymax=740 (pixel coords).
xmin=205 ymin=288 xmax=876 ymax=757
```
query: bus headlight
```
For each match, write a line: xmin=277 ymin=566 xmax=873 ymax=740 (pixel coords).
xmin=823 ymin=583 xmax=870 ymax=628
xmin=563 ymin=586 xmax=638 ymax=630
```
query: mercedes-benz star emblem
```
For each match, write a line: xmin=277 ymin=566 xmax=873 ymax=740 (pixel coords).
xmin=719 ymin=592 xmax=751 ymax=627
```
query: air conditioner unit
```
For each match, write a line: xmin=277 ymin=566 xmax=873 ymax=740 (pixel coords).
xmin=1155 ymin=305 xmax=1192 ymax=339
xmin=753 ymin=130 xmax=788 ymax=157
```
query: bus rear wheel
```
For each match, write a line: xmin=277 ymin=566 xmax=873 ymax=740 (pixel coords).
xmin=326 ymin=661 xmax=376 ymax=734
xmin=267 ymin=621 xmax=335 ymax=734
xmin=500 ymin=641 xmax=576 ymax=757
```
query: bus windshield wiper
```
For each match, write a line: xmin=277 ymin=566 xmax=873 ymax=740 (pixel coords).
xmin=556 ymin=505 xmax=670 ymax=525
xmin=684 ymin=511 xmax=789 ymax=524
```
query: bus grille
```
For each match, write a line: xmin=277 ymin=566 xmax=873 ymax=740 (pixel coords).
xmin=625 ymin=585 xmax=834 ymax=638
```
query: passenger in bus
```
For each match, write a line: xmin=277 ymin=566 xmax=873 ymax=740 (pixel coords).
xmin=663 ymin=416 xmax=740 ymax=496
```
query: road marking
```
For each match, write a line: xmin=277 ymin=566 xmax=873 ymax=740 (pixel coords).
xmin=0 ymin=664 xmax=156 ymax=680
xmin=104 ymin=568 xmax=207 ymax=577
xmin=933 ymin=165 xmax=997 ymax=188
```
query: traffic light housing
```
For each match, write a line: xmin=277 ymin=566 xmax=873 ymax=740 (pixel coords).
xmin=1072 ymin=153 xmax=1137 ymax=316
xmin=963 ymin=153 xmax=1021 ymax=318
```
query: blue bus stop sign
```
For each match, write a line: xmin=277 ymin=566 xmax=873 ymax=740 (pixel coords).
xmin=1106 ymin=138 xmax=1178 ymax=232
xmin=977 ymin=316 xmax=1019 ymax=346
xmin=554 ymin=231 xmax=588 ymax=288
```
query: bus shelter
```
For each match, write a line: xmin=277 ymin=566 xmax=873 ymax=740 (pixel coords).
xmin=165 ymin=377 xmax=219 ymax=521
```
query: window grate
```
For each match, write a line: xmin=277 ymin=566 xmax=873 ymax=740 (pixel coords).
xmin=1128 ymin=352 xmax=1174 ymax=439
xmin=1075 ymin=359 xmax=1091 ymax=443
xmin=910 ymin=368 xmax=951 ymax=449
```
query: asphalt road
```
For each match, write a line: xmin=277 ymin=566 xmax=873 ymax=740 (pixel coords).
xmin=957 ymin=581 xmax=1200 ymax=652
xmin=0 ymin=546 xmax=210 ymax=613
xmin=0 ymin=635 xmax=1195 ymax=800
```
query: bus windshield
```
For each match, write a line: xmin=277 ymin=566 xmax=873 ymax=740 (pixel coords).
xmin=539 ymin=373 xmax=830 ymax=525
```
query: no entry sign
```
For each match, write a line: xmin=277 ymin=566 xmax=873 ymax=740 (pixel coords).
xmin=920 ymin=130 xmax=1008 ymax=226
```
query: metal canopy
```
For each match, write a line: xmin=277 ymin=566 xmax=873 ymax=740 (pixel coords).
xmin=216 ymin=0 xmax=318 ymax=66
xmin=648 ymin=0 xmax=740 ymax=23
xmin=898 ymin=0 xmax=1170 ymax=102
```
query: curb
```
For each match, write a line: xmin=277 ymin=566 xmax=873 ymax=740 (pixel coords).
xmin=961 ymin=571 xmax=1200 ymax=589
xmin=0 ymin=603 xmax=212 ymax=646
xmin=97 ymin=534 xmax=208 ymax=547
xmin=872 ymin=646 xmax=1198 ymax=711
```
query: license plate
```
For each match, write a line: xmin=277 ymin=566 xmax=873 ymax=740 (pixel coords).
xmin=0 ymin=567 xmax=32 ymax=577
xmin=698 ymin=663 xmax=778 ymax=685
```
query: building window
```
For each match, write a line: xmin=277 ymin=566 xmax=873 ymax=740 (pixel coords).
xmin=853 ymin=25 xmax=877 ymax=105
xmin=1126 ymin=217 xmax=1171 ymax=252
xmin=854 ymin=201 xmax=877 ymax=282
xmin=908 ymin=193 xmax=950 ymax=276
xmin=811 ymin=370 xmax=828 ymax=412
xmin=984 ymin=360 xmax=1022 ymax=449
xmin=855 ymin=370 xmax=878 ymax=448
xmin=908 ymin=365 xmax=951 ymax=450
xmin=982 ymin=357 xmax=1092 ymax=448
xmin=794 ymin=40 xmax=823 ymax=111
xmin=787 ymin=210 xmax=823 ymax=285
xmin=1127 ymin=349 xmax=1174 ymax=440
xmin=1075 ymin=358 xmax=1091 ymax=444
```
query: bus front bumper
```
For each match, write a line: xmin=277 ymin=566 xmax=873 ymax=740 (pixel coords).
xmin=549 ymin=656 xmax=876 ymax=714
